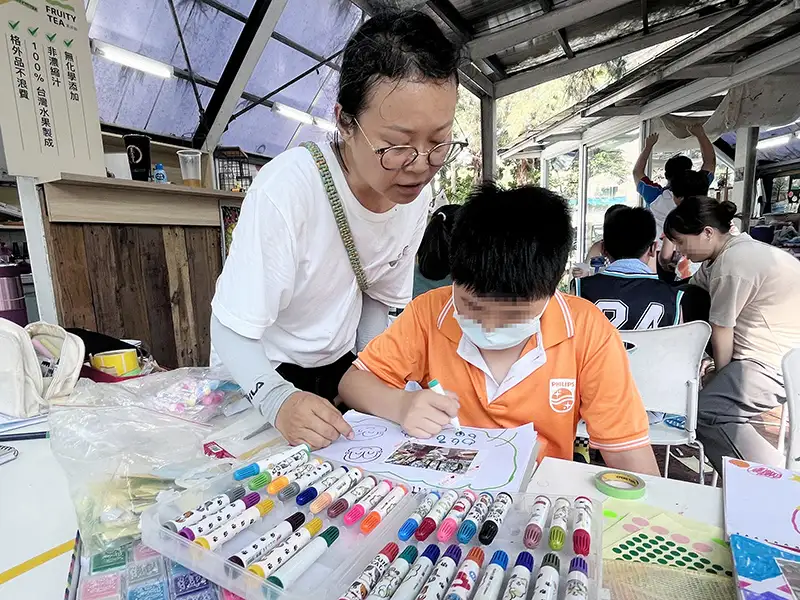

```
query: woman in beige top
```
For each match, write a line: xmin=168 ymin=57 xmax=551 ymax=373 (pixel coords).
xmin=664 ymin=196 xmax=800 ymax=473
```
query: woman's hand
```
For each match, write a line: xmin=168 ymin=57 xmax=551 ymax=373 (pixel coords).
xmin=274 ymin=391 xmax=354 ymax=450
xmin=645 ymin=132 xmax=659 ymax=148
xmin=400 ymin=389 xmax=460 ymax=438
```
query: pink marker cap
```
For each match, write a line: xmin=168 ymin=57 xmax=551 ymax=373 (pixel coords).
xmin=437 ymin=517 xmax=458 ymax=542
xmin=344 ymin=504 xmax=366 ymax=526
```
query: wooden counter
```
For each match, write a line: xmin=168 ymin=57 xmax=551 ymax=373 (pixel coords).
xmin=41 ymin=174 xmax=244 ymax=368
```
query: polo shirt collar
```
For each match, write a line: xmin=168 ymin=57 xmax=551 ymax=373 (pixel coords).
xmin=437 ymin=290 xmax=575 ymax=351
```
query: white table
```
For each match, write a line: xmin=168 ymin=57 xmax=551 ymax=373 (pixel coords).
xmin=526 ymin=457 xmax=723 ymax=527
xmin=0 ymin=422 xmax=77 ymax=600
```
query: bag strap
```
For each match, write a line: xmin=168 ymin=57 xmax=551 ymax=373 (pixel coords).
xmin=301 ymin=141 xmax=369 ymax=292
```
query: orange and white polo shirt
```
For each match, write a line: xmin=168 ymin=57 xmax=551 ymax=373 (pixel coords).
xmin=354 ymin=286 xmax=650 ymax=462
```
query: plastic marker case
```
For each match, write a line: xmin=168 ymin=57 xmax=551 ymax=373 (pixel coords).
xmin=142 ymin=450 xmax=604 ymax=600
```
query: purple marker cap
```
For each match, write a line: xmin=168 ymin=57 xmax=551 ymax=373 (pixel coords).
xmin=422 ymin=544 xmax=441 ymax=563
xmin=490 ymin=550 xmax=508 ymax=569
xmin=569 ymin=556 xmax=588 ymax=575
xmin=515 ymin=551 xmax=534 ymax=571
xmin=443 ymin=544 xmax=462 ymax=564
xmin=242 ymin=492 xmax=261 ymax=508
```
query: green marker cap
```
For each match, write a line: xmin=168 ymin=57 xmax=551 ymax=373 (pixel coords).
xmin=249 ymin=472 xmax=272 ymax=490
xmin=399 ymin=545 xmax=418 ymax=563
xmin=320 ymin=526 xmax=339 ymax=546
xmin=266 ymin=576 xmax=283 ymax=589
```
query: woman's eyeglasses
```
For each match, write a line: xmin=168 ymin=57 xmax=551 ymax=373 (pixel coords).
xmin=355 ymin=119 xmax=468 ymax=171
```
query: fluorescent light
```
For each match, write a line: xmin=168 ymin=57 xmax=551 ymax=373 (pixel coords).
xmin=91 ymin=40 xmax=173 ymax=79
xmin=272 ymin=102 xmax=314 ymax=126
xmin=757 ymin=133 xmax=794 ymax=150
xmin=313 ymin=117 xmax=337 ymax=132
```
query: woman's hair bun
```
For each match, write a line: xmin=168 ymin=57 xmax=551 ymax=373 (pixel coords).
xmin=717 ymin=200 xmax=738 ymax=222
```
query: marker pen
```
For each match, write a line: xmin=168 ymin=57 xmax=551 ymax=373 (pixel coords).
xmin=248 ymin=517 xmax=323 ymax=578
xmin=365 ymin=545 xmax=419 ymax=600
xmin=248 ymin=451 xmax=311 ymax=490
xmin=390 ymin=544 xmax=440 ymax=600
xmin=523 ymin=495 xmax=551 ymax=549
xmin=429 ymin=379 xmax=461 ymax=431
xmin=500 ymin=552 xmax=533 ymax=600
xmin=179 ymin=492 xmax=260 ymax=541
xmin=297 ymin=466 xmax=349 ymax=506
xmin=279 ymin=461 xmax=334 ymax=501
xmin=310 ymin=467 xmax=363 ymax=514
xmin=564 ymin=557 xmax=589 ymax=600
xmin=195 ymin=498 xmax=274 ymax=550
xmin=416 ymin=544 xmax=462 ymax=600
xmin=479 ymin=492 xmax=513 ymax=545
xmin=416 ymin=490 xmax=458 ymax=541
xmin=444 ymin=546 xmax=484 ymax=600
xmin=398 ymin=491 xmax=440 ymax=541
xmin=361 ymin=484 xmax=408 ymax=534
xmin=548 ymin=497 xmax=571 ymax=551
xmin=267 ymin=526 xmax=339 ymax=590
xmin=234 ymin=444 xmax=310 ymax=480
xmin=267 ymin=458 xmax=322 ymax=495
xmin=572 ymin=497 xmax=593 ymax=556
xmin=457 ymin=492 xmax=493 ymax=544
xmin=438 ymin=489 xmax=477 ymax=542
xmin=228 ymin=511 xmax=305 ymax=568
xmin=344 ymin=479 xmax=393 ymax=526
xmin=339 ymin=542 xmax=400 ymax=600
xmin=329 ymin=475 xmax=377 ymax=519
xmin=163 ymin=486 xmax=245 ymax=531
xmin=530 ymin=553 xmax=560 ymax=600
xmin=472 ymin=551 xmax=508 ymax=600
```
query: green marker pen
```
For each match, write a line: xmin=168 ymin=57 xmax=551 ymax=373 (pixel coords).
xmin=266 ymin=526 xmax=339 ymax=589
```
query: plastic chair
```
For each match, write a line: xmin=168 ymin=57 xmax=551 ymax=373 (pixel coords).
xmin=576 ymin=321 xmax=711 ymax=484
xmin=782 ymin=348 xmax=800 ymax=470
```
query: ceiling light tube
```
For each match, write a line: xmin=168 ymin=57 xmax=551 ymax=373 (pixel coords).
xmin=757 ymin=134 xmax=793 ymax=150
xmin=91 ymin=39 xmax=174 ymax=79
xmin=272 ymin=102 xmax=314 ymax=126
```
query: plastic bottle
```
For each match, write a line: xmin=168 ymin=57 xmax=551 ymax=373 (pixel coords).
xmin=154 ymin=163 xmax=168 ymax=183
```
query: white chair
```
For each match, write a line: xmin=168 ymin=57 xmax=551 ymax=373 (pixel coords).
xmin=576 ymin=321 xmax=712 ymax=484
xmin=782 ymin=348 xmax=800 ymax=470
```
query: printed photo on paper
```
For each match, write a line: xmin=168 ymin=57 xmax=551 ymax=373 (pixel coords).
xmin=386 ymin=442 xmax=477 ymax=473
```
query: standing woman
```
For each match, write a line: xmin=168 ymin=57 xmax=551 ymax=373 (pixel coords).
xmin=211 ymin=11 xmax=464 ymax=449
xmin=664 ymin=196 xmax=800 ymax=472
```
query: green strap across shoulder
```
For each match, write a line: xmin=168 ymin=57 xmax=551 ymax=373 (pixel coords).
xmin=301 ymin=141 xmax=369 ymax=292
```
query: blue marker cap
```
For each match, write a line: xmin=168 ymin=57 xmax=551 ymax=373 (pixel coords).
xmin=398 ymin=518 xmax=420 ymax=541
xmin=456 ymin=519 xmax=478 ymax=544
xmin=569 ymin=556 xmax=588 ymax=575
xmin=296 ymin=486 xmax=319 ymax=506
xmin=443 ymin=545 xmax=462 ymax=564
xmin=233 ymin=463 xmax=259 ymax=481
xmin=421 ymin=544 xmax=441 ymax=563
xmin=489 ymin=550 xmax=508 ymax=570
xmin=515 ymin=551 xmax=534 ymax=571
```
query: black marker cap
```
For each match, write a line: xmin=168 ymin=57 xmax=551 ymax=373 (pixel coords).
xmin=478 ymin=521 xmax=499 ymax=545
xmin=286 ymin=511 xmax=306 ymax=531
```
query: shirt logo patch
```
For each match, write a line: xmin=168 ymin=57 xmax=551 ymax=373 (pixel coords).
xmin=549 ymin=378 xmax=576 ymax=413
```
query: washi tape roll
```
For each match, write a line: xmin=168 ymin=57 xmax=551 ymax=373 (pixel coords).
xmin=90 ymin=349 xmax=139 ymax=376
xmin=594 ymin=470 xmax=646 ymax=500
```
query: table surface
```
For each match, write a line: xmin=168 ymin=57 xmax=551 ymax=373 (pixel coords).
xmin=0 ymin=422 xmax=77 ymax=600
xmin=1 ymin=433 xmax=724 ymax=599
xmin=526 ymin=457 xmax=724 ymax=527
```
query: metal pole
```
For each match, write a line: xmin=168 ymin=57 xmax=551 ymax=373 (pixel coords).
xmin=480 ymin=95 xmax=497 ymax=182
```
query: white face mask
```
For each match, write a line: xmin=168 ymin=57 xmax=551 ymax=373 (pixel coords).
xmin=454 ymin=305 xmax=545 ymax=351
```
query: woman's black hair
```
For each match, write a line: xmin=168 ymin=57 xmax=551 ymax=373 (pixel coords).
xmin=418 ymin=204 xmax=461 ymax=281
xmin=664 ymin=196 xmax=738 ymax=240
xmin=336 ymin=10 xmax=461 ymax=130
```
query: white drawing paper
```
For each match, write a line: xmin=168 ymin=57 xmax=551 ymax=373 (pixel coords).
xmin=316 ymin=411 xmax=537 ymax=493
xmin=723 ymin=457 xmax=800 ymax=550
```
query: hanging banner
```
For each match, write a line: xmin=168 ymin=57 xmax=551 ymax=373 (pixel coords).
xmin=0 ymin=0 xmax=105 ymax=180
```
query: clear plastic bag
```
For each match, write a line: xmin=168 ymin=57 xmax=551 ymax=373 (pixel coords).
xmin=49 ymin=368 xmax=245 ymax=555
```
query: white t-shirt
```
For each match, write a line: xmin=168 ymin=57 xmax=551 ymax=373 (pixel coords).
xmin=212 ymin=143 xmax=430 ymax=368
xmin=649 ymin=190 xmax=675 ymax=247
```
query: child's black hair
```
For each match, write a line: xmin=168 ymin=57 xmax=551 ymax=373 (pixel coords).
xmin=603 ymin=206 xmax=657 ymax=261
xmin=337 ymin=10 xmax=461 ymax=130
xmin=664 ymin=155 xmax=693 ymax=183
xmin=450 ymin=184 xmax=572 ymax=301
xmin=418 ymin=204 xmax=461 ymax=281
xmin=671 ymin=169 xmax=711 ymax=199
xmin=664 ymin=196 xmax=737 ymax=240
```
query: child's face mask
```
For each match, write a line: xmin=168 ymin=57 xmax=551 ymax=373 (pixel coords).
xmin=452 ymin=285 xmax=549 ymax=351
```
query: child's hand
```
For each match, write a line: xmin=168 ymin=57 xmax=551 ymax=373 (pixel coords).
xmin=400 ymin=389 xmax=460 ymax=438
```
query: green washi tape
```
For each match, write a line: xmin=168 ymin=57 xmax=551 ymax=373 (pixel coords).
xmin=594 ymin=470 xmax=646 ymax=500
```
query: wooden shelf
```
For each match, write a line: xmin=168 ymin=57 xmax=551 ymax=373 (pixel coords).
xmin=51 ymin=173 xmax=245 ymax=200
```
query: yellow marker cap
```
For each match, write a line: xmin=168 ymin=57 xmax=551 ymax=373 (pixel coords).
xmin=267 ymin=476 xmax=290 ymax=495
xmin=195 ymin=537 xmax=211 ymax=550
xmin=249 ymin=564 xmax=265 ymax=577
xmin=256 ymin=498 xmax=275 ymax=516
xmin=305 ymin=517 xmax=323 ymax=536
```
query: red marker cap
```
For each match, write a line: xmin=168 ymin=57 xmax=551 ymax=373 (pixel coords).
xmin=415 ymin=517 xmax=437 ymax=541
xmin=380 ymin=542 xmax=399 ymax=562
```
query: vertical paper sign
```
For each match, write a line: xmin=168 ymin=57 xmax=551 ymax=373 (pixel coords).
xmin=0 ymin=0 xmax=104 ymax=179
